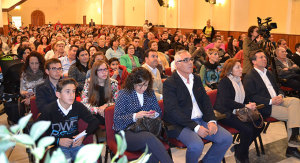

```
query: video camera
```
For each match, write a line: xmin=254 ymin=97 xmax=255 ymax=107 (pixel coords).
xmin=257 ymin=17 xmax=277 ymax=39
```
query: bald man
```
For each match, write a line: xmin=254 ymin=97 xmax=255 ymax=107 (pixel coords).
xmin=274 ymin=47 xmax=300 ymax=91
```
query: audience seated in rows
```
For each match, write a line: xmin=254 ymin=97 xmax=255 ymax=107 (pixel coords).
xmin=3 ymin=23 xmax=300 ymax=162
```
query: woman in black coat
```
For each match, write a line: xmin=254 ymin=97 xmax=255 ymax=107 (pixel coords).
xmin=214 ymin=58 xmax=264 ymax=163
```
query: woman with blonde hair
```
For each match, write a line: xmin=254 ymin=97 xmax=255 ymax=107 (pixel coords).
xmin=45 ymin=41 xmax=66 ymax=60
xmin=81 ymin=60 xmax=118 ymax=124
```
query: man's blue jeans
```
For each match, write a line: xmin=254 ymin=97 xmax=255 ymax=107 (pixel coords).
xmin=60 ymin=144 xmax=83 ymax=161
xmin=177 ymin=118 xmax=232 ymax=163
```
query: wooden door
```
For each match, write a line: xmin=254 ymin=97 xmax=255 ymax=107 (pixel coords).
xmin=31 ymin=10 xmax=45 ymax=26
xmin=83 ymin=16 xmax=86 ymax=25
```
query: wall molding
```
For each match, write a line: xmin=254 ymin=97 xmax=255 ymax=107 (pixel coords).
xmin=2 ymin=0 xmax=27 ymax=12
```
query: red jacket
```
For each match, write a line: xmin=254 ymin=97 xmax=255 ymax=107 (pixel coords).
xmin=109 ymin=65 xmax=129 ymax=89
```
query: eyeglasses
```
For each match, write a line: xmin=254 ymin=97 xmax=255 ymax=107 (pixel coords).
xmin=97 ymin=68 xmax=108 ymax=72
xmin=49 ymin=67 xmax=62 ymax=71
xmin=176 ymin=58 xmax=194 ymax=63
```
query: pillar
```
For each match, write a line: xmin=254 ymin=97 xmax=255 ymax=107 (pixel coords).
xmin=112 ymin=0 xmax=124 ymax=26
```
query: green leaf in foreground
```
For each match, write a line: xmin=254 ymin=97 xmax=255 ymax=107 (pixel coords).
xmin=117 ymin=156 xmax=128 ymax=163
xmin=48 ymin=148 xmax=67 ymax=163
xmin=18 ymin=113 xmax=32 ymax=131
xmin=10 ymin=125 xmax=20 ymax=134
xmin=75 ymin=144 xmax=103 ymax=163
xmin=31 ymin=147 xmax=45 ymax=160
xmin=13 ymin=134 xmax=34 ymax=145
xmin=38 ymin=136 xmax=55 ymax=148
xmin=0 ymin=126 xmax=10 ymax=138
xmin=0 ymin=151 xmax=9 ymax=163
xmin=30 ymin=121 xmax=51 ymax=141
xmin=0 ymin=140 xmax=16 ymax=152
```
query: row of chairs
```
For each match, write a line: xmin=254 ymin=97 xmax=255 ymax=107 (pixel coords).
xmin=103 ymin=90 xmax=267 ymax=162
xmin=28 ymin=91 xmax=287 ymax=162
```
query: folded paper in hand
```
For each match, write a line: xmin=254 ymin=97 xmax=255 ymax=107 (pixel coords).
xmin=73 ymin=130 xmax=87 ymax=142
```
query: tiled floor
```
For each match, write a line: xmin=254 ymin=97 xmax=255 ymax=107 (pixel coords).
xmin=1 ymin=112 xmax=300 ymax=163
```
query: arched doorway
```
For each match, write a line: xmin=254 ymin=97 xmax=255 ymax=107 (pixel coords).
xmin=31 ymin=10 xmax=45 ymax=26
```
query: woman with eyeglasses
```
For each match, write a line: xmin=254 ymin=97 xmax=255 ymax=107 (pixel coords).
xmin=199 ymin=48 xmax=222 ymax=92
xmin=68 ymin=47 xmax=90 ymax=93
xmin=113 ymin=67 xmax=173 ymax=163
xmin=120 ymin=44 xmax=140 ymax=73
xmin=81 ymin=60 xmax=118 ymax=124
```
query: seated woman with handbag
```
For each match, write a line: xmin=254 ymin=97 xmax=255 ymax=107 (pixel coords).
xmin=214 ymin=58 xmax=264 ymax=163
xmin=113 ymin=67 xmax=173 ymax=163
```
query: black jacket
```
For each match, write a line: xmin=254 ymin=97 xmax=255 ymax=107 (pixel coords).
xmin=36 ymin=78 xmax=57 ymax=113
xmin=134 ymin=47 xmax=145 ymax=64
xmin=158 ymin=40 xmax=170 ymax=53
xmin=214 ymin=77 xmax=246 ymax=118
xmin=243 ymin=69 xmax=283 ymax=118
xmin=38 ymin=101 xmax=99 ymax=147
xmin=288 ymin=53 xmax=300 ymax=68
xmin=163 ymin=71 xmax=216 ymax=138
xmin=202 ymin=26 xmax=215 ymax=39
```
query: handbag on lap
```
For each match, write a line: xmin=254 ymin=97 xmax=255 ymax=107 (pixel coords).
xmin=236 ymin=107 xmax=264 ymax=128
xmin=126 ymin=117 xmax=163 ymax=137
